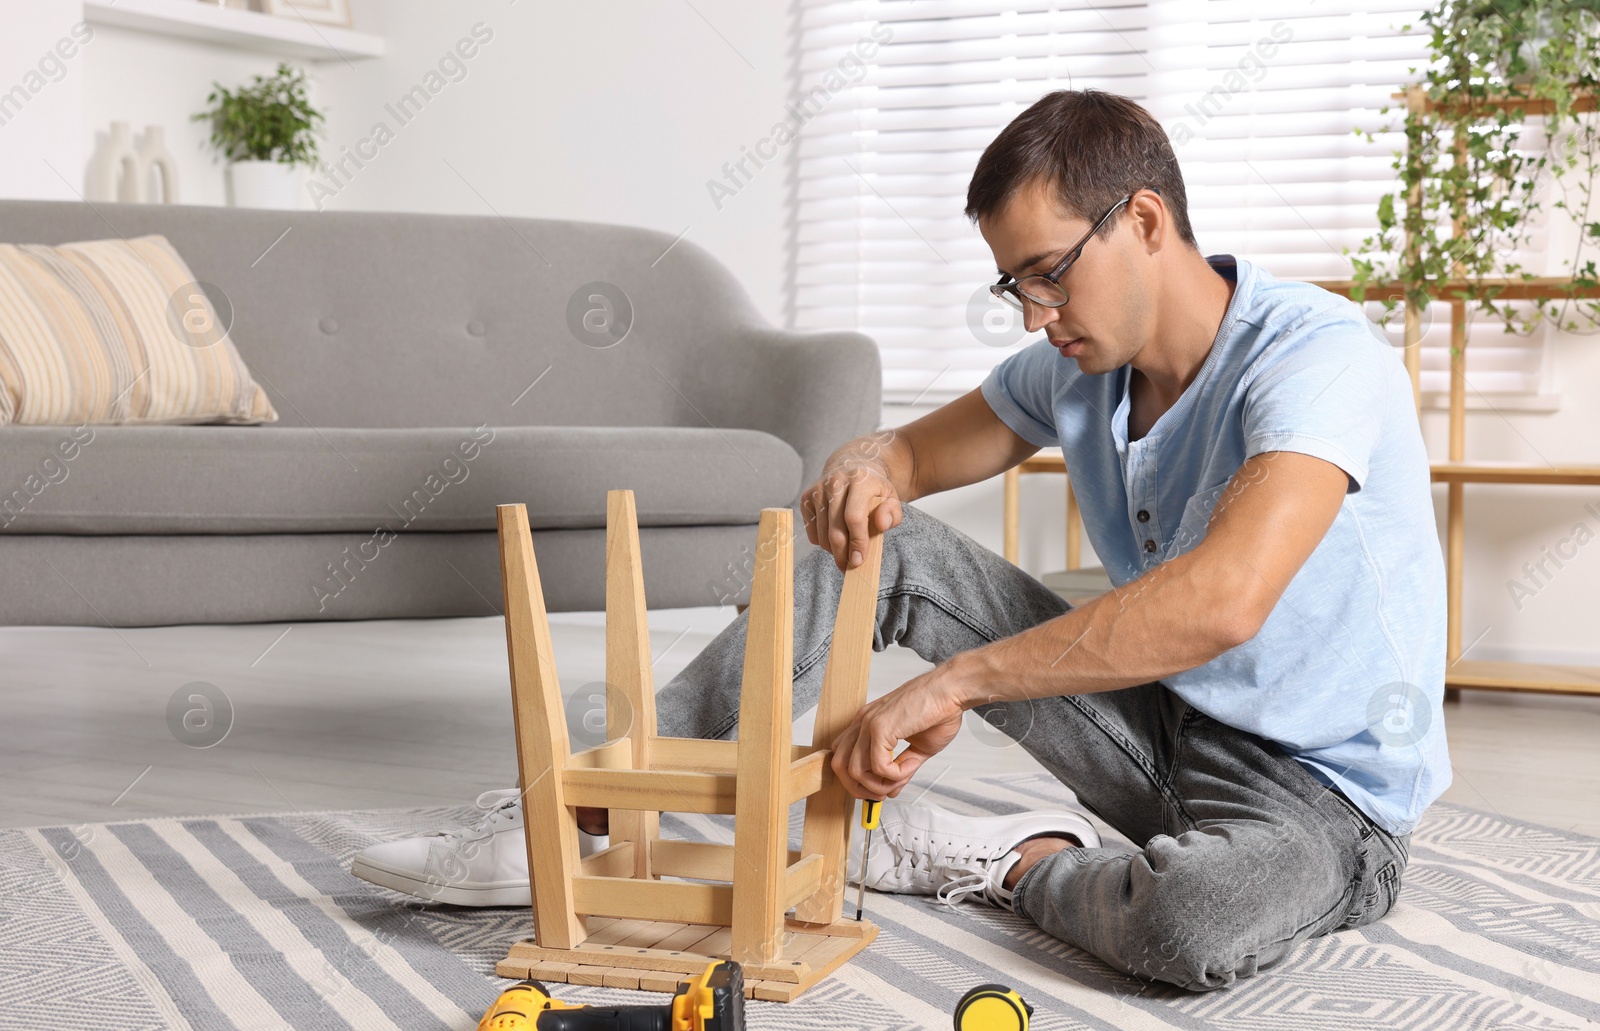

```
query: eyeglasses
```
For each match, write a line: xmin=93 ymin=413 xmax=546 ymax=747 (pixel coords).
xmin=989 ymin=191 xmax=1140 ymax=312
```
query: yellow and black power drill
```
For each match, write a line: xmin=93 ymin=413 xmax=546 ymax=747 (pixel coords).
xmin=477 ymin=960 xmax=745 ymax=1031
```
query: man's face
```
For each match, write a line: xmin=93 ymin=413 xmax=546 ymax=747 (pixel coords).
xmin=978 ymin=179 xmax=1149 ymax=376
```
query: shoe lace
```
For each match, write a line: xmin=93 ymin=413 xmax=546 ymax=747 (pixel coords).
xmin=430 ymin=789 xmax=523 ymax=884
xmin=937 ymin=872 xmax=992 ymax=907
xmin=442 ymin=788 xmax=521 ymax=846
xmin=886 ymin=834 xmax=999 ymax=908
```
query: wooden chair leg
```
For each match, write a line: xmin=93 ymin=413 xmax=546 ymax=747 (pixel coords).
xmin=1003 ymin=467 xmax=1020 ymax=564
xmin=1066 ymin=478 xmax=1082 ymax=571
xmin=497 ymin=503 xmax=586 ymax=950
xmin=730 ymin=508 xmax=794 ymax=965
xmin=793 ymin=499 xmax=886 ymax=925
xmin=606 ymin=489 xmax=658 ymax=879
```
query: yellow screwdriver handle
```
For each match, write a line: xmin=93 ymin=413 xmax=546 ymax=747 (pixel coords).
xmin=861 ymin=798 xmax=881 ymax=830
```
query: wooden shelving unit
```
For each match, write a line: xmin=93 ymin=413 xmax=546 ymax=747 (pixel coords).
xmin=83 ymin=0 xmax=385 ymax=61
xmin=1312 ymin=85 xmax=1600 ymax=697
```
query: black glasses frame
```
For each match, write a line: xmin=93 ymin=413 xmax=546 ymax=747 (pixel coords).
xmin=989 ymin=189 xmax=1152 ymax=311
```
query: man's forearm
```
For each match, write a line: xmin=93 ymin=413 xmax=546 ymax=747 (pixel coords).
xmin=949 ymin=547 xmax=1254 ymax=709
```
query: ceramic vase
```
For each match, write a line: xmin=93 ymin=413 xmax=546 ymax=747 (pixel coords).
xmin=137 ymin=125 xmax=181 ymax=205
xmin=88 ymin=121 xmax=143 ymax=203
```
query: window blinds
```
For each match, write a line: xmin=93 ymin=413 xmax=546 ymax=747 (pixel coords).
xmin=791 ymin=0 xmax=1553 ymax=405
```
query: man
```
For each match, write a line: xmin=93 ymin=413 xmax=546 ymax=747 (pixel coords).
xmin=353 ymin=89 xmax=1449 ymax=991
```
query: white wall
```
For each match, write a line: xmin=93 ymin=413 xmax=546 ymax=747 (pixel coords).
xmin=69 ymin=1 xmax=790 ymax=321
xmin=0 ymin=0 xmax=88 ymax=199
xmin=296 ymin=0 xmax=792 ymax=325
xmin=6 ymin=0 xmax=1598 ymax=665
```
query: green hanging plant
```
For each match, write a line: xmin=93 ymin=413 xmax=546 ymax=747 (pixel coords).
xmin=192 ymin=62 xmax=325 ymax=168
xmin=1348 ymin=0 xmax=1600 ymax=348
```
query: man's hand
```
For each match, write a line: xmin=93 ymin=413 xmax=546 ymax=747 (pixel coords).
xmin=802 ymin=430 xmax=907 ymax=571
xmin=800 ymin=390 xmax=1043 ymax=571
xmin=830 ymin=659 xmax=973 ymax=799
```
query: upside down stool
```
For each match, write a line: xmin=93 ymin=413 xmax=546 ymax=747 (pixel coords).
xmin=492 ymin=489 xmax=885 ymax=1001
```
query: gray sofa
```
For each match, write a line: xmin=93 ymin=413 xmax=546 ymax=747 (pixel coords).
xmin=0 ymin=201 xmax=880 ymax=626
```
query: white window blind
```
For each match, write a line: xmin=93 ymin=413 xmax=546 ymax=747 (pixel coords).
xmin=791 ymin=0 xmax=1553 ymax=405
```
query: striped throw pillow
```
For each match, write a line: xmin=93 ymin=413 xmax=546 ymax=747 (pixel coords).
xmin=0 ymin=234 xmax=277 ymax=425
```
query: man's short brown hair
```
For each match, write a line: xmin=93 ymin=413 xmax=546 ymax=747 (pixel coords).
xmin=965 ymin=89 xmax=1198 ymax=251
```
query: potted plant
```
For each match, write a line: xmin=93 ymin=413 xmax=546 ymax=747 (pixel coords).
xmin=193 ymin=62 xmax=324 ymax=210
xmin=1349 ymin=0 xmax=1600 ymax=344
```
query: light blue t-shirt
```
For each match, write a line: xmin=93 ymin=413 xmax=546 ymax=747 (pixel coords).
xmin=980 ymin=254 xmax=1450 ymax=836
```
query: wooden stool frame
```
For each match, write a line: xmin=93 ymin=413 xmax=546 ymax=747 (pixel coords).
xmin=492 ymin=491 xmax=884 ymax=1001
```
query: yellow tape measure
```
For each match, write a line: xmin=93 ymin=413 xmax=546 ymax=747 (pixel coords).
xmin=953 ymin=983 xmax=1033 ymax=1031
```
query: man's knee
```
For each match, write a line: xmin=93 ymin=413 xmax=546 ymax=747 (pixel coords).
xmin=1128 ymin=859 xmax=1256 ymax=990
xmin=1122 ymin=828 xmax=1340 ymax=990
xmin=1128 ymin=913 xmax=1265 ymax=991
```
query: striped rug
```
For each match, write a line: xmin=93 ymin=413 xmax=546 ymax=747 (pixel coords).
xmin=3 ymin=771 xmax=1598 ymax=1030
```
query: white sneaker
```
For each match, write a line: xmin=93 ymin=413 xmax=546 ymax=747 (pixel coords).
xmin=849 ymin=801 xmax=1099 ymax=911
xmin=350 ymin=789 xmax=608 ymax=907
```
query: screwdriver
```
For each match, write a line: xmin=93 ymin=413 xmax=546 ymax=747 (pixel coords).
xmin=855 ymin=798 xmax=881 ymax=921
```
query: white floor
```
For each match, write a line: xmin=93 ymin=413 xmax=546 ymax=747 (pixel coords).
xmin=3 ymin=609 xmax=1598 ymax=838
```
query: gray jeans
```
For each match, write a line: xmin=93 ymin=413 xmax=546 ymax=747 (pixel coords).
xmin=655 ymin=504 xmax=1412 ymax=991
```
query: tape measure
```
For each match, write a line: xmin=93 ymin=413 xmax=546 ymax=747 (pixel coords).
xmin=953 ymin=983 xmax=1033 ymax=1031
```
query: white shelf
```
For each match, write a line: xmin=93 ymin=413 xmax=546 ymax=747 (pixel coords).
xmin=84 ymin=0 xmax=385 ymax=61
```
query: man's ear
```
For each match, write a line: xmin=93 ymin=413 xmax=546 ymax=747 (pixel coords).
xmin=1129 ymin=190 xmax=1167 ymax=255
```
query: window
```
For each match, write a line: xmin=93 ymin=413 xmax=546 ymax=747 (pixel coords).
xmin=790 ymin=0 xmax=1554 ymax=406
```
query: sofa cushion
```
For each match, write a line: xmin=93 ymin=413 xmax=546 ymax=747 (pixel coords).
xmin=0 ymin=425 xmax=801 ymax=534
xmin=0 ymin=235 xmax=277 ymax=426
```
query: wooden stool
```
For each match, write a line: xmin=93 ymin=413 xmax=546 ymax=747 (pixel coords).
xmin=492 ymin=490 xmax=884 ymax=1002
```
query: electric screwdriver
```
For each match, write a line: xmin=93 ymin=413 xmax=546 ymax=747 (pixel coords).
xmin=478 ymin=959 xmax=744 ymax=1031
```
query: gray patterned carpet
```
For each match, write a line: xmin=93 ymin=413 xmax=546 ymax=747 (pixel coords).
xmin=3 ymin=771 xmax=1598 ymax=1030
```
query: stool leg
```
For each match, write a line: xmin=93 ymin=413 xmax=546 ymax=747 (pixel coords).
xmin=606 ymin=490 xmax=658 ymax=879
xmin=794 ymin=499 xmax=885 ymax=925
xmin=731 ymin=508 xmax=794 ymax=965
xmin=497 ymin=503 xmax=585 ymax=949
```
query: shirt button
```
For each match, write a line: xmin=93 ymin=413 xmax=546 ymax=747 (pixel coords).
xmin=1143 ymin=539 xmax=1157 ymax=553
xmin=1137 ymin=509 xmax=1150 ymax=522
